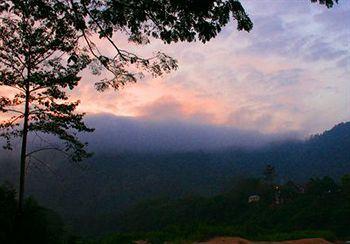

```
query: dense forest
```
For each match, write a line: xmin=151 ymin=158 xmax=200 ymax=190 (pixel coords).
xmin=97 ymin=174 xmax=350 ymax=243
xmin=1 ymin=121 xmax=350 ymax=242
xmin=2 ymin=172 xmax=350 ymax=243
xmin=0 ymin=0 xmax=347 ymax=243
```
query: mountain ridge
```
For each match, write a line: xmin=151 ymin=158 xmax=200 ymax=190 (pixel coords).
xmin=0 ymin=120 xmax=350 ymax=234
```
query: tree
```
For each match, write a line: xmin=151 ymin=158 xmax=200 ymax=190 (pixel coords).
xmin=0 ymin=0 xmax=340 ymax=212
xmin=306 ymin=177 xmax=339 ymax=196
xmin=0 ymin=184 xmax=70 ymax=244
xmin=0 ymin=183 xmax=17 ymax=242
xmin=311 ymin=0 xmax=339 ymax=8
xmin=0 ymin=0 xmax=254 ymax=91
xmin=340 ymin=174 xmax=350 ymax=198
xmin=0 ymin=2 xmax=94 ymax=211
xmin=0 ymin=0 xmax=254 ymax=212
xmin=263 ymin=164 xmax=277 ymax=185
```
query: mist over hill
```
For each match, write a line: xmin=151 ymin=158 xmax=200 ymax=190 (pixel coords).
xmin=1 ymin=115 xmax=350 ymax=234
xmin=83 ymin=114 xmax=301 ymax=153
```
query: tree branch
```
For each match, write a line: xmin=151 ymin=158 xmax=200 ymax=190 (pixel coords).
xmin=79 ymin=1 xmax=127 ymax=61
xmin=26 ymin=146 xmax=63 ymax=157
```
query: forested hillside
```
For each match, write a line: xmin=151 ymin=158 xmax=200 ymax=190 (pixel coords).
xmin=97 ymin=174 xmax=350 ymax=243
xmin=1 ymin=122 xmax=350 ymax=235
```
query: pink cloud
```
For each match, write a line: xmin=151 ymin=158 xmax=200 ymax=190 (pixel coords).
xmin=1 ymin=1 xmax=349 ymax=136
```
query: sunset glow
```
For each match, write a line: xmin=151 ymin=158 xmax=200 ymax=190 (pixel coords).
xmin=2 ymin=0 xmax=349 ymax=135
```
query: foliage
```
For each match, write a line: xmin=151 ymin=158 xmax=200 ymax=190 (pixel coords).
xmin=0 ymin=1 xmax=94 ymax=160
xmin=0 ymin=121 xmax=349 ymax=235
xmin=263 ymin=164 xmax=276 ymax=184
xmin=102 ymin=174 xmax=350 ymax=243
xmin=311 ymin=0 xmax=339 ymax=8
xmin=0 ymin=0 xmax=253 ymax=211
xmin=0 ymin=0 xmax=253 ymax=92
xmin=0 ymin=184 xmax=77 ymax=244
xmin=0 ymin=182 xmax=17 ymax=242
xmin=0 ymin=121 xmax=349 ymax=236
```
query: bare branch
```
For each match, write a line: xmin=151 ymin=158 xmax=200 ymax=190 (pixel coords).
xmin=80 ymin=1 xmax=127 ymax=61
xmin=26 ymin=146 xmax=63 ymax=157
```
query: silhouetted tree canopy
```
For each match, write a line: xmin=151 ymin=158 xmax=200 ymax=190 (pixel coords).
xmin=0 ymin=0 xmax=254 ymax=90
xmin=0 ymin=184 xmax=71 ymax=244
xmin=0 ymin=0 xmax=341 ymax=212
xmin=311 ymin=0 xmax=339 ymax=8
xmin=0 ymin=0 xmax=339 ymax=90
xmin=263 ymin=164 xmax=277 ymax=184
xmin=0 ymin=3 xmax=94 ymax=159
xmin=0 ymin=1 xmax=95 ymax=210
xmin=0 ymin=0 xmax=254 ymax=210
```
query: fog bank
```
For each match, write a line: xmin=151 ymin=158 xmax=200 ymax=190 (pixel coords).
xmin=83 ymin=114 xmax=302 ymax=153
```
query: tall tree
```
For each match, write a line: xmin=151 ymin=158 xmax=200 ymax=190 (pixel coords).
xmin=13 ymin=0 xmax=254 ymax=91
xmin=263 ymin=164 xmax=277 ymax=185
xmin=0 ymin=0 xmax=340 ymax=211
xmin=0 ymin=0 xmax=254 ymax=211
xmin=0 ymin=1 xmax=94 ymax=211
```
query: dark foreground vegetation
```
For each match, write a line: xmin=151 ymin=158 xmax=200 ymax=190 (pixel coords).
xmin=2 ymin=121 xmax=350 ymax=237
xmin=2 ymin=173 xmax=350 ymax=243
xmin=0 ymin=183 xmax=79 ymax=244
xmin=2 ymin=122 xmax=350 ymax=242
xmin=91 ymin=174 xmax=350 ymax=243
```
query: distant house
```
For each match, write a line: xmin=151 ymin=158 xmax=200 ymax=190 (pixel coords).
xmin=248 ymin=195 xmax=260 ymax=203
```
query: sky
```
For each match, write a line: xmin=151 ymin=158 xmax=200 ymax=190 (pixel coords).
xmin=2 ymin=0 xmax=347 ymax=137
xmin=71 ymin=0 xmax=349 ymax=136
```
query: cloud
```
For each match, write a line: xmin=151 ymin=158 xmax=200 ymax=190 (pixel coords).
xmin=269 ymin=68 xmax=304 ymax=87
xmin=84 ymin=114 xmax=300 ymax=153
xmin=237 ymin=1 xmax=349 ymax=65
xmin=313 ymin=2 xmax=350 ymax=33
xmin=303 ymin=41 xmax=348 ymax=61
xmin=136 ymin=96 xmax=213 ymax=124
xmin=61 ymin=1 xmax=350 ymax=135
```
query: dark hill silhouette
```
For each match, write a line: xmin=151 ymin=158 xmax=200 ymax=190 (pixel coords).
xmin=0 ymin=119 xmax=350 ymax=234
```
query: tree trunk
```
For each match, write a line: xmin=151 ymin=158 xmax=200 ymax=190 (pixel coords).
xmin=18 ymin=75 xmax=30 ymax=212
